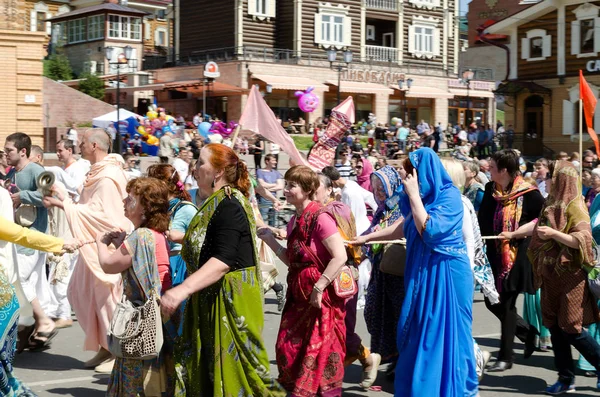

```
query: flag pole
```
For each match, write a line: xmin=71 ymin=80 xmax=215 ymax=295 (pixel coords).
xmin=580 ymin=94 xmax=583 ymax=190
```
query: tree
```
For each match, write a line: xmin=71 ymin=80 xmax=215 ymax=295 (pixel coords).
xmin=43 ymin=53 xmax=73 ymax=81
xmin=78 ymin=73 xmax=105 ymax=100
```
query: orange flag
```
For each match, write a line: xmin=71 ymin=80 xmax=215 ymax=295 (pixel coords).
xmin=580 ymin=70 xmax=600 ymax=155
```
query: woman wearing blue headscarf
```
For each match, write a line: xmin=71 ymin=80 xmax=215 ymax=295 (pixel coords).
xmin=352 ymin=148 xmax=478 ymax=396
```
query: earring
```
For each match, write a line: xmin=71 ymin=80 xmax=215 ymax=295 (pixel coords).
xmin=211 ymin=178 xmax=215 ymax=188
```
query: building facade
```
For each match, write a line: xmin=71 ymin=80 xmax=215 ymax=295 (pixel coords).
xmin=152 ymin=0 xmax=495 ymax=127
xmin=487 ymin=0 xmax=600 ymax=156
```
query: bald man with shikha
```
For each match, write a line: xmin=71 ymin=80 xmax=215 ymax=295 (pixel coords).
xmin=43 ymin=128 xmax=132 ymax=373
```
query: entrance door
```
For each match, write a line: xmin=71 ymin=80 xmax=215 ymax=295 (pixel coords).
xmin=523 ymin=95 xmax=544 ymax=156
xmin=383 ymin=33 xmax=394 ymax=47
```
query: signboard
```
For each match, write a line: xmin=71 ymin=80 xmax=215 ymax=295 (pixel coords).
xmin=342 ymin=70 xmax=405 ymax=85
xmin=24 ymin=95 xmax=36 ymax=103
xmin=448 ymin=79 xmax=495 ymax=91
xmin=587 ymin=60 xmax=600 ymax=73
xmin=204 ymin=62 xmax=220 ymax=79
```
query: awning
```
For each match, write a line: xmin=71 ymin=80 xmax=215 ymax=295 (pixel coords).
xmin=252 ymin=74 xmax=329 ymax=91
xmin=389 ymin=85 xmax=453 ymax=99
xmin=105 ymin=83 xmax=166 ymax=93
xmin=326 ymin=81 xmax=393 ymax=94
xmin=162 ymin=80 xmax=248 ymax=96
xmin=448 ymin=88 xmax=496 ymax=99
xmin=494 ymin=81 xmax=552 ymax=96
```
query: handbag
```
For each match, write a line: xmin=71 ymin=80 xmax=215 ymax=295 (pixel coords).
xmin=107 ymin=269 xmax=163 ymax=360
xmin=300 ymin=241 xmax=358 ymax=299
xmin=378 ymin=241 xmax=407 ymax=277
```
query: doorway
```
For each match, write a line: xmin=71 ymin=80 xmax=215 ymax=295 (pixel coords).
xmin=383 ymin=33 xmax=394 ymax=47
xmin=523 ymin=95 xmax=544 ymax=156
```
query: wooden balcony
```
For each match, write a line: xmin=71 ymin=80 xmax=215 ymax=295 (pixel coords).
xmin=365 ymin=45 xmax=398 ymax=62
xmin=365 ymin=0 xmax=398 ymax=11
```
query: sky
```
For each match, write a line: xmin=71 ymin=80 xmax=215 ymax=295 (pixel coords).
xmin=459 ymin=0 xmax=470 ymax=15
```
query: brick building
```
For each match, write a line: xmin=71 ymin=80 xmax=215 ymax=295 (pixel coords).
xmin=150 ymin=0 xmax=495 ymax=128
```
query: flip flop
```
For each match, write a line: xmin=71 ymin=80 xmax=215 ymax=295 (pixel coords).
xmin=28 ymin=329 xmax=58 ymax=351
xmin=17 ymin=325 xmax=34 ymax=354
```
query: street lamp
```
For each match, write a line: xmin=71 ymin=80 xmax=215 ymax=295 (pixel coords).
xmin=397 ymin=77 xmax=413 ymax=125
xmin=105 ymin=45 xmax=134 ymax=154
xmin=327 ymin=49 xmax=353 ymax=105
xmin=462 ymin=69 xmax=475 ymax=126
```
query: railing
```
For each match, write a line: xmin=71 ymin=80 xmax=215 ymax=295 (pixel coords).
xmin=365 ymin=0 xmax=398 ymax=11
xmin=365 ymin=45 xmax=398 ymax=63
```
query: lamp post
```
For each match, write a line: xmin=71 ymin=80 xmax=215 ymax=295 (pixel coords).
xmin=327 ymin=49 xmax=353 ymax=105
xmin=462 ymin=69 xmax=475 ymax=126
xmin=105 ymin=45 xmax=134 ymax=154
xmin=397 ymin=77 xmax=413 ymax=125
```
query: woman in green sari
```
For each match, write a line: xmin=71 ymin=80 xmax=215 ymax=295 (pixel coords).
xmin=161 ymin=143 xmax=284 ymax=397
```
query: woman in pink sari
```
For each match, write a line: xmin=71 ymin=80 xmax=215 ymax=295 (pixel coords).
xmin=259 ymin=165 xmax=348 ymax=396
xmin=353 ymin=155 xmax=374 ymax=191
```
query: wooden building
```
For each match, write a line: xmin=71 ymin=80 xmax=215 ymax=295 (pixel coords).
xmin=486 ymin=0 xmax=600 ymax=156
xmin=153 ymin=0 xmax=495 ymax=125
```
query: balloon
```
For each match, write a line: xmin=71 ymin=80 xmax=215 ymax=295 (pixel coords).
xmin=162 ymin=125 xmax=172 ymax=134
xmin=198 ymin=122 xmax=212 ymax=139
xmin=295 ymin=86 xmax=319 ymax=113
xmin=137 ymin=126 xmax=148 ymax=136
xmin=147 ymin=135 xmax=159 ymax=145
xmin=147 ymin=111 xmax=157 ymax=120
xmin=208 ymin=133 xmax=223 ymax=144
xmin=391 ymin=117 xmax=399 ymax=125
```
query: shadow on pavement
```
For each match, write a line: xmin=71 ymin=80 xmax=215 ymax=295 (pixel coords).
xmin=45 ymin=387 xmax=105 ymax=396
xmin=479 ymin=374 xmax=548 ymax=395
xmin=14 ymin=351 xmax=85 ymax=371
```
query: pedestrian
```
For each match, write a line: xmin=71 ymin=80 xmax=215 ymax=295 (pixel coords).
xmin=478 ymin=149 xmax=544 ymax=372
xmin=42 ymin=129 xmax=132 ymax=373
xmin=258 ymin=165 xmax=349 ymax=397
xmin=528 ymin=161 xmax=600 ymax=394
xmin=352 ymin=149 xmax=478 ymax=396
xmin=160 ymin=144 xmax=284 ymax=396
xmin=463 ymin=161 xmax=485 ymax=211
xmin=257 ymin=154 xmax=283 ymax=227
xmin=159 ymin=131 xmax=173 ymax=163
xmin=67 ymin=123 xmax=78 ymax=153
xmin=252 ymin=136 xmax=264 ymax=170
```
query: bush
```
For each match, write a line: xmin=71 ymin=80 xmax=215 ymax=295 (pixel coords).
xmin=78 ymin=73 xmax=105 ymax=100
xmin=44 ymin=53 xmax=73 ymax=81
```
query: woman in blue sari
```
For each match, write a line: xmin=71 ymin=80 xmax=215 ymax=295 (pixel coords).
xmin=352 ymin=148 xmax=478 ymax=396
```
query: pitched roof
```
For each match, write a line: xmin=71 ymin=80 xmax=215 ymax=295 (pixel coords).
xmin=48 ymin=3 xmax=147 ymax=22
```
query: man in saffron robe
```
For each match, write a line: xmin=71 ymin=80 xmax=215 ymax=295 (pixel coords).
xmin=43 ymin=128 xmax=131 ymax=373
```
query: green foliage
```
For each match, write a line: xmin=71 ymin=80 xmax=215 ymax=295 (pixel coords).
xmin=43 ymin=53 xmax=73 ymax=81
xmin=78 ymin=73 xmax=105 ymax=100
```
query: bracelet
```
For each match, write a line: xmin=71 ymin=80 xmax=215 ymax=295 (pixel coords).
xmin=313 ymin=285 xmax=324 ymax=294
xmin=321 ymin=273 xmax=333 ymax=284
xmin=276 ymin=246 xmax=285 ymax=257
xmin=422 ymin=214 xmax=431 ymax=232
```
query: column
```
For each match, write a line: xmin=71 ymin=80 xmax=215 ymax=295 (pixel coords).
xmin=373 ymin=93 xmax=390 ymax=125
xmin=307 ymin=90 xmax=326 ymax=125
xmin=434 ymin=97 xmax=448 ymax=128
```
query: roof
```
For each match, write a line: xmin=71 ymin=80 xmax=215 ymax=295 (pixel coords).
xmin=494 ymin=81 xmax=552 ymax=96
xmin=48 ymin=3 xmax=147 ymax=22
xmin=486 ymin=0 xmax=558 ymax=34
xmin=162 ymin=80 xmax=248 ymax=96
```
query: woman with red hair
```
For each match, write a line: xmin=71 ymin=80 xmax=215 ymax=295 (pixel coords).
xmin=160 ymin=144 xmax=284 ymax=396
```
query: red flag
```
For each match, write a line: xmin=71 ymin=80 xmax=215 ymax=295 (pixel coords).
xmin=307 ymin=96 xmax=355 ymax=170
xmin=580 ymin=70 xmax=600 ymax=155
xmin=239 ymin=85 xmax=311 ymax=168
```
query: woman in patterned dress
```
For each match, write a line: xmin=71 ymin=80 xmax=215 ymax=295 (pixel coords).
xmin=97 ymin=177 xmax=174 ymax=396
xmin=528 ymin=161 xmax=600 ymax=394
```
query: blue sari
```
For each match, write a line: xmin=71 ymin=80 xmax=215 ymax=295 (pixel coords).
xmin=395 ymin=148 xmax=478 ymax=397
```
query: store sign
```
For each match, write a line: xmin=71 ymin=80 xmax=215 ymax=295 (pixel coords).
xmin=448 ymin=79 xmax=495 ymax=91
xmin=204 ymin=61 xmax=220 ymax=79
xmin=586 ymin=60 xmax=600 ymax=73
xmin=478 ymin=9 xmax=508 ymax=19
xmin=342 ymin=70 xmax=405 ymax=85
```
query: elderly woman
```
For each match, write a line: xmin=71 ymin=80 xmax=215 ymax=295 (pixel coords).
xmin=478 ymin=149 xmax=544 ymax=372
xmin=463 ymin=161 xmax=485 ymax=211
xmin=259 ymin=165 xmax=348 ymax=396
xmin=160 ymin=144 xmax=283 ymax=396
xmin=528 ymin=161 xmax=600 ymax=394
xmin=97 ymin=177 xmax=173 ymax=396
xmin=353 ymin=149 xmax=478 ymax=396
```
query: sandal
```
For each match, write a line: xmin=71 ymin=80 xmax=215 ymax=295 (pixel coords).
xmin=28 ymin=329 xmax=58 ymax=351
xmin=360 ymin=353 xmax=381 ymax=389
xmin=17 ymin=325 xmax=34 ymax=354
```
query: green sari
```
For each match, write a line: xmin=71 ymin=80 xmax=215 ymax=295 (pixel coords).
xmin=175 ymin=186 xmax=284 ymax=397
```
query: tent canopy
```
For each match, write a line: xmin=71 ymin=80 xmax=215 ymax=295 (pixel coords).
xmin=92 ymin=109 xmax=139 ymax=129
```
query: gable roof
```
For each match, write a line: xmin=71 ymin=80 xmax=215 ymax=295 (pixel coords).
xmin=48 ymin=3 xmax=147 ymax=22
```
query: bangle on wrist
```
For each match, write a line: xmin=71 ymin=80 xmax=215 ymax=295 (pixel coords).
xmin=313 ymin=285 xmax=323 ymax=294
xmin=321 ymin=273 xmax=333 ymax=284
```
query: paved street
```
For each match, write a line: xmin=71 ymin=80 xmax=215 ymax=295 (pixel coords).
xmin=12 ymin=285 xmax=600 ymax=396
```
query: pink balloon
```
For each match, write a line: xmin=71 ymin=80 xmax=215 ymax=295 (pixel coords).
xmin=295 ymin=86 xmax=319 ymax=113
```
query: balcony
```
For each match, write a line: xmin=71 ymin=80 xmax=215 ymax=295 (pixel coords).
xmin=366 ymin=0 xmax=398 ymax=11
xmin=365 ymin=45 xmax=398 ymax=62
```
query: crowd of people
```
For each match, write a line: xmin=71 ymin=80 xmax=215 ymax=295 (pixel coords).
xmin=1 ymin=109 xmax=600 ymax=397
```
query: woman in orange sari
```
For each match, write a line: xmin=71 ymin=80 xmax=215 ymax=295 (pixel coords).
xmin=259 ymin=165 xmax=348 ymax=396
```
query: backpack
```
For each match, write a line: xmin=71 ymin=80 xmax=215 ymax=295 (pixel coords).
xmin=169 ymin=200 xmax=197 ymax=287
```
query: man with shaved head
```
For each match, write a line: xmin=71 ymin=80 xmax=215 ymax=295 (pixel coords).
xmin=43 ymin=128 xmax=131 ymax=373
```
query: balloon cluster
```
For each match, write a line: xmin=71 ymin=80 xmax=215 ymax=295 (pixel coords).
xmin=198 ymin=120 xmax=239 ymax=143
xmin=137 ymin=105 xmax=178 ymax=146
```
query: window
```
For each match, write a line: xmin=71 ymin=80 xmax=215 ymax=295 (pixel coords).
xmin=248 ymin=0 xmax=276 ymax=19
xmin=521 ymin=29 xmax=551 ymax=61
xmin=68 ymin=18 xmax=85 ymax=43
xmin=108 ymin=14 xmax=142 ymax=40
xmin=571 ymin=3 xmax=600 ymax=58
xmin=314 ymin=3 xmax=351 ymax=48
xmin=30 ymin=2 xmax=51 ymax=34
xmin=408 ymin=0 xmax=440 ymax=10
xmin=155 ymin=28 xmax=168 ymax=46
xmin=366 ymin=25 xmax=375 ymax=41
xmin=36 ymin=11 xmax=45 ymax=32
xmin=408 ymin=16 xmax=439 ymax=58
xmin=87 ymin=15 xmax=104 ymax=40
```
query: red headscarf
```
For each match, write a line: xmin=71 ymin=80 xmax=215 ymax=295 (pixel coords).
xmin=356 ymin=157 xmax=373 ymax=191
